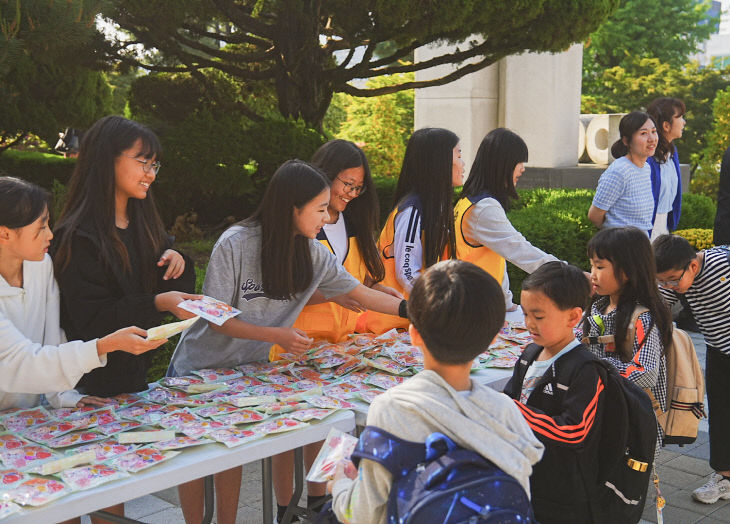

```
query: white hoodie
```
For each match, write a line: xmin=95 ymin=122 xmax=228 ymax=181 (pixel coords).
xmin=0 ymin=255 xmax=105 ymax=410
xmin=331 ymin=370 xmax=544 ymax=524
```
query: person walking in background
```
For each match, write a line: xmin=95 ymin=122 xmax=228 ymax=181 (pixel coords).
xmin=647 ymin=97 xmax=686 ymax=240
xmin=588 ymin=112 xmax=658 ymax=235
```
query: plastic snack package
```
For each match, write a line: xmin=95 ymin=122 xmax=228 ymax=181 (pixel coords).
xmin=323 ymin=384 xmax=361 ymax=400
xmin=222 ymin=394 xmax=277 ymax=408
xmin=179 ymin=419 xmax=228 ymax=439
xmin=133 ymin=405 xmax=183 ymax=426
xmin=363 ymin=373 xmax=406 ymax=390
xmin=190 ymin=404 xmax=241 ymax=419
xmin=177 ymin=383 xmax=227 ymax=395
xmin=117 ymin=430 xmax=176 ymax=444
xmin=0 ymin=468 xmax=29 ymax=489
xmin=49 ymin=405 xmax=99 ymax=421
xmin=306 ymin=428 xmax=358 ymax=483
xmin=45 ymin=431 xmax=106 ymax=449
xmin=36 ymin=450 xmax=96 ymax=475
xmin=211 ymin=409 xmax=267 ymax=426
xmin=333 ymin=356 xmax=365 ymax=377
xmin=7 ymin=477 xmax=71 ymax=506
xmin=106 ymin=393 xmax=141 ymax=407
xmin=152 ymin=435 xmax=209 ymax=451
xmin=60 ymin=463 xmax=129 ymax=490
xmin=146 ymin=316 xmax=199 ymax=341
xmin=257 ymin=372 xmax=296 ymax=386
xmin=291 ymin=379 xmax=330 ymax=390
xmin=20 ymin=419 xmax=91 ymax=444
xmin=140 ymin=386 xmax=195 ymax=405
xmin=0 ymin=499 xmax=21 ymax=518
xmin=312 ymin=355 xmax=349 ymax=371
xmin=115 ymin=401 xmax=164 ymax=421
xmin=178 ymin=296 xmax=241 ymax=326
xmin=249 ymin=384 xmax=294 ymax=396
xmin=279 ymin=387 xmax=323 ymax=402
xmin=1 ymin=408 xmax=51 ymax=432
xmin=259 ymin=402 xmax=308 ymax=416
xmin=356 ymin=388 xmax=384 ymax=404
xmin=304 ymin=395 xmax=355 ymax=410
xmin=0 ymin=433 xmax=31 ymax=451
xmin=191 ymin=368 xmax=244 ymax=383
xmin=68 ymin=439 xmax=139 ymax=462
xmin=225 ymin=376 xmax=264 ymax=389
xmin=206 ymin=427 xmax=263 ymax=448
xmin=1 ymin=444 xmax=61 ymax=471
xmin=363 ymin=357 xmax=413 ymax=376
xmin=236 ymin=361 xmax=278 ymax=375
xmin=106 ymin=447 xmax=181 ymax=473
xmin=290 ymin=408 xmax=336 ymax=422
xmin=254 ymin=417 xmax=309 ymax=435
xmin=188 ymin=390 xmax=235 ymax=404
xmin=95 ymin=420 xmax=142 ymax=437
xmin=345 ymin=371 xmax=373 ymax=386
xmin=157 ymin=411 xmax=200 ymax=431
xmin=159 ymin=375 xmax=204 ymax=388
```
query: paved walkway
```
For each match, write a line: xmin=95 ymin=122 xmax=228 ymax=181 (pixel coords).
xmin=79 ymin=332 xmax=718 ymax=523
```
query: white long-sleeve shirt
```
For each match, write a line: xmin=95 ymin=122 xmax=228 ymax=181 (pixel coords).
xmin=0 ymin=255 xmax=105 ymax=410
xmin=392 ymin=205 xmax=423 ymax=293
xmin=462 ymin=197 xmax=558 ymax=274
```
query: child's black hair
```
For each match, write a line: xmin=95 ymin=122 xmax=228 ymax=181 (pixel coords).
xmin=583 ymin=227 xmax=672 ymax=359
xmin=0 ymin=176 xmax=50 ymax=229
xmin=652 ymin=234 xmax=697 ymax=273
xmin=408 ymin=260 xmax=505 ymax=364
xmin=522 ymin=261 xmax=590 ymax=311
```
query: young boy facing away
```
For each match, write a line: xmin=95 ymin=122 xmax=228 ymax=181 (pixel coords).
xmin=328 ymin=260 xmax=544 ymax=524
xmin=653 ymin=234 xmax=730 ymax=504
xmin=504 ymin=261 xmax=605 ymax=524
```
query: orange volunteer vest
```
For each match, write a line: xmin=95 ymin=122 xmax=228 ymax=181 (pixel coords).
xmin=454 ymin=193 xmax=506 ymax=284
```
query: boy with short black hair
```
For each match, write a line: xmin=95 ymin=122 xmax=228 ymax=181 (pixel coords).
xmin=504 ymin=261 xmax=605 ymax=524
xmin=653 ymin=234 xmax=730 ymax=504
xmin=329 ymin=260 xmax=544 ymax=524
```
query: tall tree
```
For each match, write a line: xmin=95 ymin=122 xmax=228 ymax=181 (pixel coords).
xmin=0 ymin=0 xmax=112 ymax=151
xmin=101 ymin=0 xmax=619 ymax=129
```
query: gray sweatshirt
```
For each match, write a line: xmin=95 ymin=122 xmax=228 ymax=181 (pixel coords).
xmin=331 ymin=370 xmax=544 ymax=524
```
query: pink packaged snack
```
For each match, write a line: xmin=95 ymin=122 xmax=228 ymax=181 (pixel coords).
xmin=179 ymin=419 xmax=228 ymax=438
xmin=68 ymin=439 xmax=139 ymax=462
xmin=95 ymin=420 xmax=142 ymax=437
xmin=20 ymin=419 xmax=91 ymax=444
xmin=257 ymin=373 xmax=295 ymax=385
xmin=157 ymin=411 xmax=201 ymax=431
xmin=288 ymin=366 xmax=329 ymax=382
xmin=207 ymin=427 xmax=263 ymax=448
xmin=60 ymin=463 xmax=128 ymax=490
xmin=49 ymin=405 xmax=98 ymax=420
xmin=237 ymin=361 xmax=278 ymax=375
xmin=312 ymin=354 xmax=348 ymax=370
xmin=7 ymin=477 xmax=71 ymax=506
xmin=0 ymin=433 xmax=31 ymax=450
xmin=140 ymin=386 xmax=200 ymax=405
xmin=2 ymin=408 xmax=51 ymax=432
xmin=304 ymin=396 xmax=355 ymax=410
xmin=363 ymin=357 xmax=412 ymax=376
xmin=75 ymin=408 xmax=118 ymax=428
xmin=212 ymin=409 xmax=267 ymax=425
xmin=191 ymin=404 xmax=241 ymax=419
xmin=115 ymin=401 xmax=164 ymax=421
xmin=1 ymin=444 xmax=61 ymax=471
xmin=254 ymin=417 xmax=309 ymax=435
xmin=152 ymin=436 xmax=209 ymax=451
xmin=0 ymin=468 xmax=28 ymax=488
xmin=45 ymin=431 xmax=106 ymax=449
xmin=249 ymin=384 xmax=294 ymax=396
xmin=356 ymin=388 xmax=384 ymax=404
xmin=306 ymin=428 xmax=358 ymax=482
xmin=191 ymin=368 xmax=243 ymax=383
xmin=106 ymin=393 xmax=141 ymax=406
xmin=363 ymin=373 xmax=407 ymax=390
xmin=221 ymin=394 xmax=277 ymax=408
xmin=291 ymin=378 xmax=330 ymax=390
xmin=159 ymin=375 xmax=204 ymax=388
xmin=333 ymin=356 xmax=365 ymax=377
xmin=259 ymin=401 xmax=308 ymax=416
xmin=290 ymin=408 xmax=335 ymax=422
xmin=323 ymin=384 xmax=361 ymax=400
xmin=107 ymin=447 xmax=180 ymax=473
xmin=346 ymin=371 xmax=373 ymax=385
xmin=225 ymin=376 xmax=264 ymax=389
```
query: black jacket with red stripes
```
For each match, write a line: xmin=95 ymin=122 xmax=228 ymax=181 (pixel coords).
xmin=504 ymin=343 xmax=607 ymax=524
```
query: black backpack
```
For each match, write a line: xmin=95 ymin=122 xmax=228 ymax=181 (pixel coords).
xmin=516 ymin=344 xmax=657 ymax=523
xmin=347 ymin=426 xmax=535 ymax=523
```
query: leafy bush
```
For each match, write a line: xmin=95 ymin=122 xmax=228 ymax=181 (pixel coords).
xmin=694 ymin=87 xmax=730 ymax=199
xmin=0 ymin=150 xmax=74 ymax=188
xmin=674 ymin=229 xmax=714 ymax=250
xmin=676 ymin=192 xmax=717 ymax=230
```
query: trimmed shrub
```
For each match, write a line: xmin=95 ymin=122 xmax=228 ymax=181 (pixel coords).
xmin=676 ymin=192 xmax=716 ymax=230
xmin=674 ymin=228 xmax=714 ymax=251
xmin=0 ymin=150 xmax=74 ymax=188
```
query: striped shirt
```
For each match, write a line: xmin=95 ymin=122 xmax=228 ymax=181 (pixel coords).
xmin=592 ymin=156 xmax=654 ymax=234
xmin=660 ymin=247 xmax=730 ymax=353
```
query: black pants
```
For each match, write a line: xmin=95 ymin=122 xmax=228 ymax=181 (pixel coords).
xmin=706 ymin=346 xmax=730 ymax=471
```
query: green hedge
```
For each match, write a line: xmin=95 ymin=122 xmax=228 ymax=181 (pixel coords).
xmin=0 ymin=150 xmax=74 ymax=189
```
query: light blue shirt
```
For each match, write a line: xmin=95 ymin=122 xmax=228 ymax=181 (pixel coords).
xmin=592 ymin=156 xmax=654 ymax=234
xmin=519 ymin=339 xmax=580 ymax=404
xmin=656 ymin=159 xmax=679 ymax=214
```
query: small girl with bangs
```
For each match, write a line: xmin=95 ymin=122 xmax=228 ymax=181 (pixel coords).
xmin=583 ymin=227 xmax=672 ymax=448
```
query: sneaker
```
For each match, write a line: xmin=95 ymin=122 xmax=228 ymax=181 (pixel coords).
xmin=692 ymin=473 xmax=730 ymax=504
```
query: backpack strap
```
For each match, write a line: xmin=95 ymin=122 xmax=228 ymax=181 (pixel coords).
xmin=504 ymin=343 xmax=542 ymax=398
xmin=350 ymin=426 xmax=427 ymax=480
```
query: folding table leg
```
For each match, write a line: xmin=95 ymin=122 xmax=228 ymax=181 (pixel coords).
xmin=88 ymin=510 xmax=143 ymax=524
xmin=262 ymin=456 xmax=273 ymax=524
xmin=281 ymin=447 xmax=307 ymax=524
xmin=202 ymin=474 xmax=215 ymax=524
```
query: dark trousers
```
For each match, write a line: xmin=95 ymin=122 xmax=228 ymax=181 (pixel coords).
xmin=706 ymin=346 xmax=730 ymax=471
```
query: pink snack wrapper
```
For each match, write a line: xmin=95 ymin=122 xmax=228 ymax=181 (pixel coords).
xmin=60 ymin=463 xmax=129 ymax=490
xmin=7 ymin=477 xmax=71 ymax=506
xmin=306 ymin=428 xmax=358 ymax=483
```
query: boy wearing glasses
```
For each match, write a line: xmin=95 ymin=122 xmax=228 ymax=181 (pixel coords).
xmin=653 ymin=234 xmax=730 ymax=504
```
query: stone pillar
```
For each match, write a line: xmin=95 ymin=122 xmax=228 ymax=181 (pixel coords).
xmin=414 ymin=42 xmax=583 ymax=169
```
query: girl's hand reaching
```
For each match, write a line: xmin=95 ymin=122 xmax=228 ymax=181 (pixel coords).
xmin=158 ymin=249 xmax=185 ymax=280
xmin=154 ymin=291 xmax=204 ymax=320
xmin=275 ymin=327 xmax=313 ymax=355
xmin=96 ymin=326 xmax=168 ymax=356
xmin=76 ymin=396 xmax=112 ymax=408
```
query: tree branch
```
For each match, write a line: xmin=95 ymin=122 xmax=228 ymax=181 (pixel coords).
xmin=174 ymin=30 xmax=275 ymax=63
xmin=180 ymin=23 xmax=271 ymax=48
xmin=211 ymin=0 xmax=274 ymax=39
xmin=0 ymin=132 xmax=27 ymax=153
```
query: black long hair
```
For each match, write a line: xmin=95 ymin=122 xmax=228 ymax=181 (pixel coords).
xmin=245 ymin=160 xmax=330 ymax=300
xmin=0 ymin=176 xmax=50 ymax=229
xmin=583 ymin=227 xmax=672 ymax=359
xmin=54 ymin=116 xmax=168 ymax=293
xmin=462 ymin=128 xmax=527 ymax=210
xmin=647 ymin=97 xmax=686 ymax=163
xmin=393 ymin=128 xmax=458 ymax=267
xmin=610 ymin=111 xmax=655 ymax=159
xmin=310 ymin=140 xmax=384 ymax=282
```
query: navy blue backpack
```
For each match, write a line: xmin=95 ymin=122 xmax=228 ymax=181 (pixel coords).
xmin=328 ymin=426 xmax=535 ymax=524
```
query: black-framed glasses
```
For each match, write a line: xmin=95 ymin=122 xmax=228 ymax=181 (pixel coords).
xmin=658 ymin=265 xmax=688 ymax=288
xmin=336 ymin=176 xmax=366 ymax=196
xmin=123 ymin=154 xmax=161 ymax=175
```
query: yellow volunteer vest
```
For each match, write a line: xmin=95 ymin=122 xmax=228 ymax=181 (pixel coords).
xmin=454 ymin=194 xmax=505 ymax=284
xmin=269 ymin=223 xmax=368 ymax=360
xmin=362 ymin=196 xmax=448 ymax=334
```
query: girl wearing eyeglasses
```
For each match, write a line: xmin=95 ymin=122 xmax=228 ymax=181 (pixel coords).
xmin=363 ymin=127 xmax=463 ymax=334
xmin=52 ymin=116 xmax=198 ymax=398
